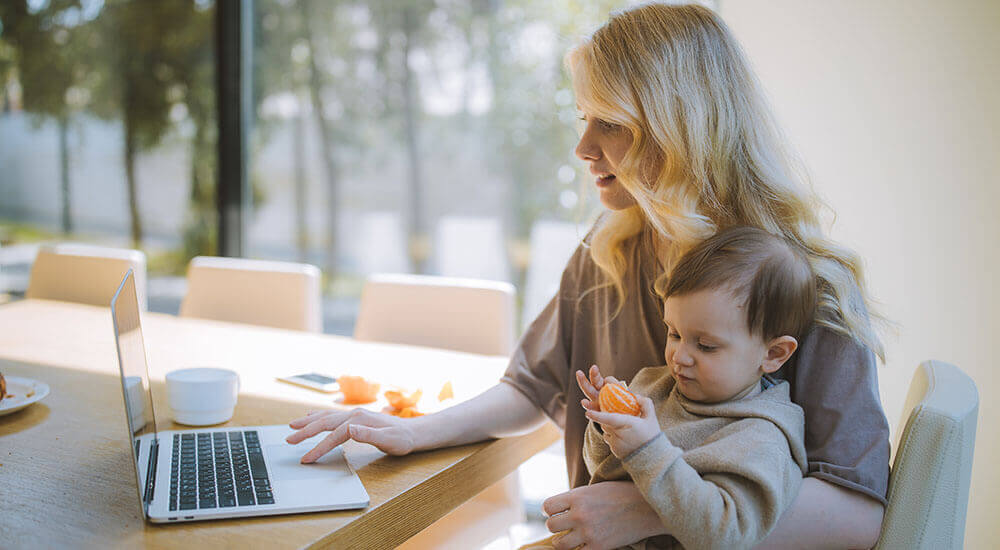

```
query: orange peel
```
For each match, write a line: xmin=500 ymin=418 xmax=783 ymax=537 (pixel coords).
xmin=338 ymin=375 xmax=380 ymax=404
xmin=437 ymin=381 xmax=454 ymax=401
xmin=385 ymin=389 xmax=422 ymax=410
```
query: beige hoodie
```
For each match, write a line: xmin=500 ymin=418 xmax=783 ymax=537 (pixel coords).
xmin=584 ymin=366 xmax=808 ymax=550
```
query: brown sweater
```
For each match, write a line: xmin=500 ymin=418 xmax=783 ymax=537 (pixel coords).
xmin=502 ymin=229 xmax=890 ymax=504
xmin=584 ymin=367 xmax=807 ymax=550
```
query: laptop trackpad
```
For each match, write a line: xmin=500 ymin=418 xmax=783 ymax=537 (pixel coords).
xmin=265 ymin=444 xmax=352 ymax=482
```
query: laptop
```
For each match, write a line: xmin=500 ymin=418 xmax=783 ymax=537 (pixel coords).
xmin=111 ymin=268 xmax=369 ymax=523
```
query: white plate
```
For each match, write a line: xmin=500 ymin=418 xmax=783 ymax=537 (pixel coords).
xmin=0 ymin=376 xmax=50 ymax=416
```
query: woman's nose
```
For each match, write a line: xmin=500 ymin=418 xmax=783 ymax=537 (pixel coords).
xmin=575 ymin=126 xmax=601 ymax=161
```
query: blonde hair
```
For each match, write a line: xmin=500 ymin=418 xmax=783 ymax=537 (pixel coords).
xmin=566 ymin=3 xmax=886 ymax=360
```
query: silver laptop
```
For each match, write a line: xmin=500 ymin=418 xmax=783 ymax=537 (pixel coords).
xmin=111 ymin=268 xmax=369 ymax=523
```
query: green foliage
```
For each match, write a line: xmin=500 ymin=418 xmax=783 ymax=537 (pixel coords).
xmin=2 ymin=0 xmax=625 ymax=279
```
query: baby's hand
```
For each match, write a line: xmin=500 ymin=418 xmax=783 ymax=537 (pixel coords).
xmin=575 ymin=364 xmax=610 ymax=412
xmin=585 ymin=395 xmax=659 ymax=459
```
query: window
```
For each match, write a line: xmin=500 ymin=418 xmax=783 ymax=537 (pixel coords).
xmin=0 ymin=0 xmax=217 ymax=311
xmin=0 ymin=0 xmax=635 ymax=333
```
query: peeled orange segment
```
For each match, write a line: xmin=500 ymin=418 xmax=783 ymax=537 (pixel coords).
xmin=384 ymin=405 xmax=425 ymax=418
xmin=385 ymin=389 xmax=422 ymax=410
xmin=338 ymin=375 xmax=380 ymax=404
xmin=397 ymin=406 xmax=424 ymax=418
xmin=437 ymin=381 xmax=454 ymax=401
xmin=598 ymin=381 xmax=641 ymax=416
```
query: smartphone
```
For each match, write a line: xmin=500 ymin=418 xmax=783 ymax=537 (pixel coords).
xmin=277 ymin=372 xmax=339 ymax=393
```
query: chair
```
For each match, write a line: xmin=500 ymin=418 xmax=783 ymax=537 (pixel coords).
xmin=26 ymin=243 xmax=148 ymax=309
xmin=875 ymin=360 xmax=979 ymax=549
xmin=354 ymin=273 xmax=524 ymax=549
xmin=354 ymin=273 xmax=516 ymax=356
xmin=179 ymin=256 xmax=322 ymax=332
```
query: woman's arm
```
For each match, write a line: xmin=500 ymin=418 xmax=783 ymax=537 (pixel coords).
xmin=286 ymin=382 xmax=547 ymax=462
xmin=542 ymin=477 xmax=883 ymax=550
xmin=755 ymin=477 xmax=884 ymax=550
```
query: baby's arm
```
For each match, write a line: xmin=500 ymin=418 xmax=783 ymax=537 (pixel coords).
xmin=584 ymin=398 xmax=662 ymax=459
xmin=621 ymin=420 xmax=803 ymax=550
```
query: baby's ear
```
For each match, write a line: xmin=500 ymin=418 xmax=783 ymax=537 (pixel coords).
xmin=761 ymin=336 xmax=798 ymax=373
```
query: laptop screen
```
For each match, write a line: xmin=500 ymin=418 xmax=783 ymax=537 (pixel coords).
xmin=111 ymin=268 xmax=159 ymax=517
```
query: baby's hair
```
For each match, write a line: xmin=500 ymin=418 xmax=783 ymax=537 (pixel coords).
xmin=664 ymin=226 xmax=817 ymax=341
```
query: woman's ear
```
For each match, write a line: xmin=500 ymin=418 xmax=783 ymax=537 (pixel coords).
xmin=761 ymin=336 xmax=798 ymax=374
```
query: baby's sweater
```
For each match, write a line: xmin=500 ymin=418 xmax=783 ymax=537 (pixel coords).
xmin=584 ymin=366 xmax=807 ymax=550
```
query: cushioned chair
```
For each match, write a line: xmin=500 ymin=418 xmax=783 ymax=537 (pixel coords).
xmin=875 ymin=360 xmax=979 ymax=549
xmin=179 ymin=256 xmax=322 ymax=332
xmin=354 ymin=273 xmax=523 ymax=549
xmin=26 ymin=243 xmax=148 ymax=309
xmin=354 ymin=273 xmax=516 ymax=356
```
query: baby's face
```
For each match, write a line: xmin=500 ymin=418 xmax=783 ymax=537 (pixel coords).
xmin=663 ymin=288 xmax=770 ymax=403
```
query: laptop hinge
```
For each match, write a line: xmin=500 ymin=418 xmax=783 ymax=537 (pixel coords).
xmin=144 ymin=438 xmax=159 ymax=504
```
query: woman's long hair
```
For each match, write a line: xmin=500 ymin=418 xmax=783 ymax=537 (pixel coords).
xmin=566 ymin=3 xmax=886 ymax=359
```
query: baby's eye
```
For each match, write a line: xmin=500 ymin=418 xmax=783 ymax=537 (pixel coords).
xmin=667 ymin=331 xmax=680 ymax=340
xmin=697 ymin=343 xmax=717 ymax=352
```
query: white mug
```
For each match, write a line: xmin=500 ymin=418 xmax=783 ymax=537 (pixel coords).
xmin=165 ymin=368 xmax=240 ymax=426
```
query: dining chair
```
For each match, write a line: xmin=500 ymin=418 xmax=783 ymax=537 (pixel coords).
xmin=354 ymin=273 xmax=516 ymax=356
xmin=26 ymin=243 xmax=148 ymax=309
xmin=875 ymin=360 xmax=979 ymax=549
xmin=354 ymin=272 xmax=525 ymax=549
xmin=179 ymin=256 xmax=322 ymax=332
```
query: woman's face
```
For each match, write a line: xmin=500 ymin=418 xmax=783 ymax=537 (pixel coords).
xmin=575 ymin=113 xmax=637 ymax=210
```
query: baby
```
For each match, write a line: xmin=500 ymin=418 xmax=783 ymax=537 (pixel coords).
xmin=539 ymin=226 xmax=816 ymax=550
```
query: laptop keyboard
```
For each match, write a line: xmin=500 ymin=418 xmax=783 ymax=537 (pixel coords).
xmin=168 ymin=430 xmax=274 ymax=512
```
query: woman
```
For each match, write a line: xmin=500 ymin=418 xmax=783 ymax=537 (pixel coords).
xmin=287 ymin=4 xmax=890 ymax=548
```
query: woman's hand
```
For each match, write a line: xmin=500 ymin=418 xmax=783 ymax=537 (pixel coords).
xmin=285 ymin=383 xmax=548 ymax=464
xmin=542 ymin=481 xmax=666 ymax=550
xmin=286 ymin=408 xmax=417 ymax=463
xmin=585 ymin=396 xmax=659 ymax=459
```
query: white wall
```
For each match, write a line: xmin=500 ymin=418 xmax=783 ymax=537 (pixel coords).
xmin=719 ymin=1 xmax=999 ymax=546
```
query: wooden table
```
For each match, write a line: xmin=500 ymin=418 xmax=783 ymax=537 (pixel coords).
xmin=0 ymin=299 xmax=560 ymax=549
